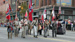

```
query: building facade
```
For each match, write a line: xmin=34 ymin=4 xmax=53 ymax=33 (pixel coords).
xmin=32 ymin=0 xmax=75 ymax=21
xmin=10 ymin=0 xmax=27 ymax=20
xmin=0 ymin=0 xmax=26 ymax=22
xmin=0 ymin=0 xmax=10 ymax=22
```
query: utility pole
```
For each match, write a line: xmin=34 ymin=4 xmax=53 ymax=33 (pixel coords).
xmin=16 ymin=0 xmax=17 ymax=19
xmin=60 ymin=0 xmax=61 ymax=6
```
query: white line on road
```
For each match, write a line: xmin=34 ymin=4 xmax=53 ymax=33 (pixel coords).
xmin=28 ymin=35 xmax=73 ymax=42
xmin=57 ymin=35 xmax=75 ymax=39
xmin=0 ymin=37 xmax=7 ymax=39
xmin=0 ymin=35 xmax=7 ymax=39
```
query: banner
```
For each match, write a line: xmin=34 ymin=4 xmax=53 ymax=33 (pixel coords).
xmin=56 ymin=0 xmax=72 ymax=6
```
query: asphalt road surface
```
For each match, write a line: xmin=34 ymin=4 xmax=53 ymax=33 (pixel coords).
xmin=0 ymin=27 xmax=75 ymax=42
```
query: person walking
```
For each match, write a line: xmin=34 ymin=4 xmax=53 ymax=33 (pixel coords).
xmin=73 ymin=19 xmax=75 ymax=31
xmin=7 ymin=20 xmax=12 ymax=39
xmin=44 ymin=18 xmax=49 ymax=38
xmin=21 ymin=17 xmax=28 ymax=38
xmin=52 ymin=20 xmax=57 ymax=38
xmin=14 ymin=18 xmax=19 ymax=37
xmin=32 ymin=17 xmax=38 ymax=38
xmin=38 ymin=19 xmax=42 ymax=35
xmin=24 ymin=17 xmax=29 ymax=35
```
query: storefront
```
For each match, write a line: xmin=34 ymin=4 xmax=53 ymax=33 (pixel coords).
xmin=33 ymin=6 xmax=75 ymax=21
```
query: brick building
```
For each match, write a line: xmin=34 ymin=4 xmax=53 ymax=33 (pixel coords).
xmin=32 ymin=0 xmax=75 ymax=21
xmin=0 ymin=0 xmax=10 ymax=22
xmin=0 ymin=0 xmax=26 ymax=22
xmin=0 ymin=0 xmax=10 ymax=12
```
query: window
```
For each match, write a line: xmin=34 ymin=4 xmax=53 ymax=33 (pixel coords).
xmin=6 ymin=0 xmax=8 ymax=1
xmin=47 ymin=10 xmax=50 ymax=14
xmin=32 ymin=0 xmax=34 ymax=3
xmin=45 ymin=0 xmax=47 ymax=5
xmin=65 ymin=10 xmax=73 ymax=14
xmin=55 ymin=10 xmax=58 ymax=14
xmin=33 ymin=12 xmax=36 ymax=16
xmin=49 ymin=0 xmax=52 ymax=5
xmin=73 ymin=16 xmax=75 ymax=21
xmin=68 ymin=16 xmax=73 ymax=21
xmin=60 ymin=16 xmax=64 ymax=20
xmin=61 ymin=10 xmax=64 ymax=14
xmin=64 ymin=16 xmax=68 ymax=19
xmin=11 ymin=0 xmax=15 ymax=5
xmin=36 ymin=0 xmax=39 ymax=6
xmin=41 ymin=0 xmax=43 ymax=6
xmin=11 ymin=0 xmax=16 ymax=12
xmin=47 ymin=16 xmax=51 ymax=20
xmin=73 ymin=11 xmax=75 ymax=15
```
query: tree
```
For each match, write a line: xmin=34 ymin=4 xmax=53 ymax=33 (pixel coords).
xmin=20 ymin=1 xmax=28 ymax=17
xmin=0 ymin=12 xmax=3 ymax=19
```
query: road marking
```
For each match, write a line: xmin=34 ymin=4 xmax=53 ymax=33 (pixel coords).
xmin=28 ymin=35 xmax=73 ymax=42
xmin=58 ymin=35 xmax=75 ymax=39
xmin=0 ymin=35 xmax=7 ymax=39
xmin=0 ymin=37 xmax=7 ymax=39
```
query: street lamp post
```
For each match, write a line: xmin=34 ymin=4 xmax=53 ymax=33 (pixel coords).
xmin=16 ymin=0 xmax=18 ymax=19
xmin=60 ymin=0 xmax=61 ymax=6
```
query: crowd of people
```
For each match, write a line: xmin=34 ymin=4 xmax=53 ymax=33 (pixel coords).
xmin=0 ymin=22 xmax=7 ymax=27
xmin=64 ymin=19 xmax=75 ymax=31
xmin=6 ymin=17 xmax=58 ymax=39
xmin=2 ymin=16 xmax=75 ymax=39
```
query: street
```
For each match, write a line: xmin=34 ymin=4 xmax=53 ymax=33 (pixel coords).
xmin=0 ymin=27 xmax=75 ymax=42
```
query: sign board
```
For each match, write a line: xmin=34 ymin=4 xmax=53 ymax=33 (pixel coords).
xmin=56 ymin=0 xmax=72 ymax=6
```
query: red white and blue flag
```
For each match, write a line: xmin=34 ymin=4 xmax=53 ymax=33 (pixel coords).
xmin=29 ymin=0 xmax=33 ymax=21
xmin=52 ymin=7 xmax=55 ymax=21
xmin=6 ymin=4 xmax=11 ymax=20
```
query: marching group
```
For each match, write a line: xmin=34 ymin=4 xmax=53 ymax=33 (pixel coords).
xmin=6 ymin=16 xmax=75 ymax=39
xmin=6 ymin=17 xmax=58 ymax=39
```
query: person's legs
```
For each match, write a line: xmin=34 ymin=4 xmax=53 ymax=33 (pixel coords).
xmin=23 ymin=27 xmax=25 ymax=38
xmin=39 ymin=30 xmax=42 ymax=35
xmin=47 ymin=29 xmax=49 ymax=36
xmin=34 ymin=26 xmax=38 ymax=38
xmin=52 ymin=29 xmax=54 ymax=37
xmin=21 ymin=27 xmax=25 ymax=38
xmin=8 ymin=32 xmax=9 ymax=39
xmin=44 ymin=28 xmax=47 ymax=37
xmin=45 ymin=28 xmax=48 ymax=37
xmin=16 ymin=28 xmax=19 ymax=37
xmin=14 ymin=29 xmax=16 ymax=37
xmin=55 ymin=30 xmax=57 ymax=37
xmin=26 ymin=26 xmax=28 ymax=35
xmin=10 ymin=32 xmax=12 ymax=39
xmin=44 ymin=29 xmax=46 ymax=37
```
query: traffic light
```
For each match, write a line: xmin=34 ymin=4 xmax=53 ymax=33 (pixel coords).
xmin=3 ymin=0 xmax=5 ymax=4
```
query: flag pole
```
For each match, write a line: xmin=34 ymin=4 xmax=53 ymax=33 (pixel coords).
xmin=16 ymin=0 xmax=17 ymax=20
xmin=27 ymin=0 xmax=29 ymax=20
